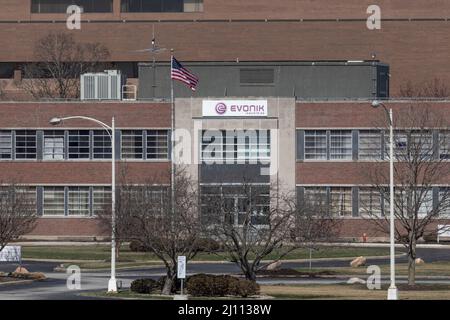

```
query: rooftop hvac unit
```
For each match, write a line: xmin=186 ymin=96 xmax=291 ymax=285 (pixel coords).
xmin=80 ymin=70 xmax=123 ymax=100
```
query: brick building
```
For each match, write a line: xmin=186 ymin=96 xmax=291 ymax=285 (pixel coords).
xmin=0 ymin=1 xmax=449 ymax=241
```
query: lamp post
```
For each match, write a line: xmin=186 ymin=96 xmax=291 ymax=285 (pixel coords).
xmin=49 ymin=115 xmax=117 ymax=293
xmin=371 ymin=100 xmax=398 ymax=300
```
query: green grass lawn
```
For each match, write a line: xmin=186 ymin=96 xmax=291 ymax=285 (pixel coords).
xmin=22 ymin=245 xmax=392 ymax=263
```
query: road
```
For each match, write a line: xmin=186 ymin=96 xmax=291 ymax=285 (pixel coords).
xmin=1 ymin=247 xmax=450 ymax=300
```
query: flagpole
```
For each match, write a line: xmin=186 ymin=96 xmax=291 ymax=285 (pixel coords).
xmin=170 ymin=49 xmax=175 ymax=216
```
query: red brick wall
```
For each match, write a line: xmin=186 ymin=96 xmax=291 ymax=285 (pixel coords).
xmin=3 ymin=2 xmax=450 ymax=94
xmin=296 ymin=101 xmax=450 ymax=128
xmin=337 ymin=219 xmax=450 ymax=241
xmin=28 ymin=218 xmax=107 ymax=238
xmin=3 ymin=1 xmax=450 ymax=21
xmin=0 ymin=102 xmax=170 ymax=128
xmin=2 ymin=20 xmax=450 ymax=96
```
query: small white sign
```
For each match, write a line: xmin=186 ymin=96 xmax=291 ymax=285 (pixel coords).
xmin=202 ymin=100 xmax=268 ymax=117
xmin=0 ymin=246 xmax=21 ymax=262
xmin=177 ymin=256 xmax=186 ymax=279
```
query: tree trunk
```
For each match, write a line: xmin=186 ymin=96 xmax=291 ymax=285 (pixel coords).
xmin=407 ymin=239 xmax=417 ymax=286
xmin=162 ymin=269 xmax=176 ymax=295
xmin=116 ymin=242 xmax=120 ymax=261
xmin=241 ymin=263 xmax=257 ymax=281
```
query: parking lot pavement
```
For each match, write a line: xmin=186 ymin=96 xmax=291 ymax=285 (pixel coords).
xmin=0 ymin=247 xmax=450 ymax=299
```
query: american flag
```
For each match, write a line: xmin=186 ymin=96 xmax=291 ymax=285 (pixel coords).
xmin=171 ymin=57 xmax=199 ymax=91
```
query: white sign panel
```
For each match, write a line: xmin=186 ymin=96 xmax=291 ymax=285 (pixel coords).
xmin=177 ymin=256 xmax=186 ymax=279
xmin=202 ymin=100 xmax=268 ymax=117
xmin=0 ymin=246 xmax=21 ymax=262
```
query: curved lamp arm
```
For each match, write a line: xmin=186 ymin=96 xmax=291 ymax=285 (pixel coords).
xmin=371 ymin=100 xmax=392 ymax=126
xmin=50 ymin=116 xmax=113 ymax=139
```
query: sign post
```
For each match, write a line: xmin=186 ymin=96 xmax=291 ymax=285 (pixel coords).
xmin=177 ymin=256 xmax=186 ymax=296
xmin=0 ymin=246 xmax=21 ymax=263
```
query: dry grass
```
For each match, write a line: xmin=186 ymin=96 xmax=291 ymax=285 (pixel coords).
xmin=261 ymin=284 xmax=450 ymax=300
xmin=305 ymin=261 xmax=450 ymax=277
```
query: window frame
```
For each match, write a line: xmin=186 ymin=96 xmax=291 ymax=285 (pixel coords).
xmin=15 ymin=130 xmax=37 ymax=160
xmin=304 ymin=130 xmax=327 ymax=160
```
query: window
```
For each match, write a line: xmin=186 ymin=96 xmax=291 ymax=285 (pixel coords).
xmin=121 ymin=130 xmax=143 ymax=159
xmin=43 ymin=187 xmax=65 ymax=216
xmin=385 ymin=131 xmax=407 ymax=160
xmin=393 ymin=188 xmax=433 ymax=218
xmin=20 ymin=187 xmax=37 ymax=213
xmin=439 ymin=188 xmax=450 ymax=217
xmin=240 ymin=69 xmax=275 ymax=85
xmin=330 ymin=130 xmax=352 ymax=160
xmin=200 ymin=185 xmax=270 ymax=226
xmin=418 ymin=189 xmax=433 ymax=218
xmin=68 ymin=187 xmax=90 ymax=216
xmin=31 ymin=0 xmax=113 ymax=13
xmin=330 ymin=187 xmax=352 ymax=217
xmin=386 ymin=131 xmax=433 ymax=160
xmin=43 ymin=130 xmax=65 ymax=160
xmin=0 ymin=186 xmax=36 ymax=213
xmin=304 ymin=130 xmax=327 ymax=160
xmin=0 ymin=130 xmax=12 ymax=159
xmin=147 ymin=130 xmax=169 ymax=159
xmin=303 ymin=187 xmax=328 ymax=208
xmin=92 ymin=187 xmax=112 ymax=215
xmin=121 ymin=0 xmax=202 ymax=12
xmin=359 ymin=188 xmax=385 ymax=217
xmin=68 ymin=130 xmax=90 ymax=159
xmin=410 ymin=131 xmax=433 ymax=160
xmin=201 ymin=130 xmax=270 ymax=164
xmin=15 ymin=130 xmax=37 ymax=159
xmin=93 ymin=130 xmax=112 ymax=159
xmin=440 ymin=131 xmax=450 ymax=160
xmin=359 ymin=130 xmax=382 ymax=160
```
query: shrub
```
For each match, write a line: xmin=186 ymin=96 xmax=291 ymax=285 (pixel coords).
xmin=157 ymin=276 xmax=185 ymax=294
xmin=186 ymin=274 xmax=257 ymax=297
xmin=194 ymin=238 xmax=221 ymax=252
xmin=229 ymin=279 xmax=260 ymax=298
xmin=130 ymin=278 xmax=159 ymax=294
xmin=129 ymin=240 xmax=147 ymax=252
xmin=186 ymin=274 xmax=215 ymax=296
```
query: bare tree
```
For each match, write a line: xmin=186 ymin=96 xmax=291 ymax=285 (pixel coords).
xmin=202 ymin=180 xmax=335 ymax=281
xmin=362 ymin=105 xmax=450 ymax=285
xmin=22 ymin=32 xmax=110 ymax=99
xmin=95 ymin=167 xmax=135 ymax=260
xmin=122 ymin=167 xmax=203 ymax=295
xmin=399 ymin=78 xmax=450 ymax=98
xmin=0 ymin=184 xmax=38 ymax=252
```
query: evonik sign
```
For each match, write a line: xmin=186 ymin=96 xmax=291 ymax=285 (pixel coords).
xmin=202 ymin=100 xmax=268 ymax=117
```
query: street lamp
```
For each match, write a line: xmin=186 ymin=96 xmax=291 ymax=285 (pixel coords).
xmin=371 ymin=100 xmax=398 ymax=300
xmin=50 ymin=115 xmax=118 ymax=293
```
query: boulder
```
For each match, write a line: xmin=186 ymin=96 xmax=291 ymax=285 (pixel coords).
xmin=53 ymin=264 xmax=66 ymax=272
xmin=415 ymin=258 xmax=425 ymax=265
xmin=350 ymin=256 xmax=367 ymax=268
xmin=347 ymin=277 xmax=366 ymax=285
xmin=14 ymin=266 xmax=29 ymax=274
xmin=266 ymin=261 xmax=282 ymax=271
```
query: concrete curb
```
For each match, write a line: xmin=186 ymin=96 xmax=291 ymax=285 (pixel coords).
xmin=0 ymin=279 xmax=35 ymax=286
